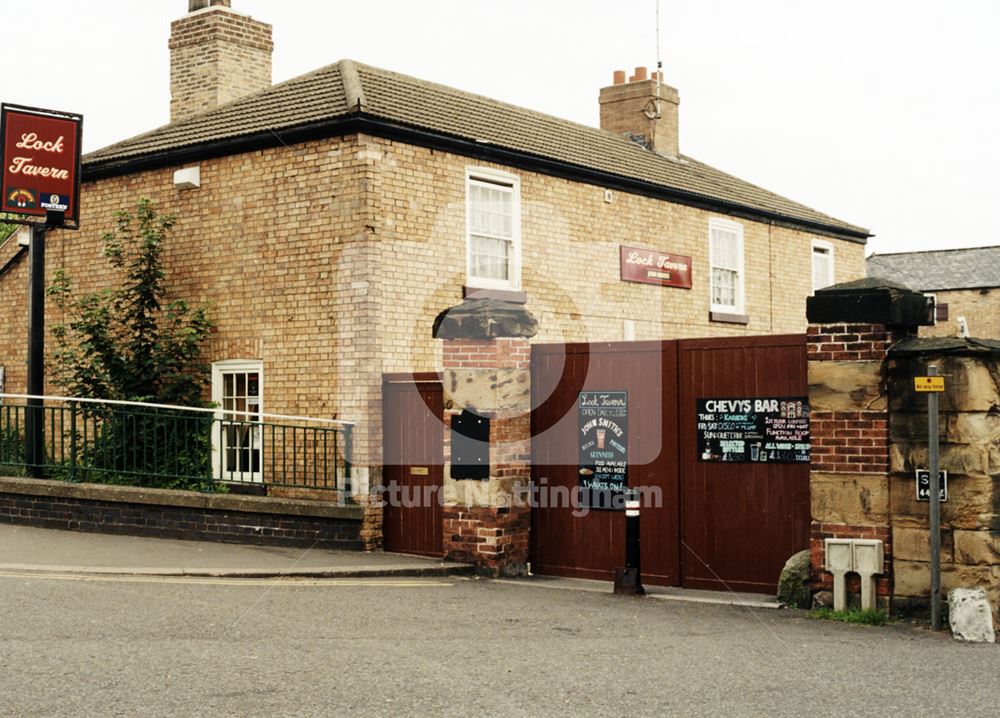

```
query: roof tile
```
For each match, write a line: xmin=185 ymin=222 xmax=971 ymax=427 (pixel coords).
xmin=84 ymin=60 xmax=867 ymax=237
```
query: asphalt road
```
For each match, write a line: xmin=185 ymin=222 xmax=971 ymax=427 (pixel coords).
xmin=0 ymin=572 xmax=995 ymax=717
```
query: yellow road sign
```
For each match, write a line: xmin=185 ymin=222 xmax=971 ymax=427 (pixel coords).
xmin=914 ymin=376 xmax=945 ymax=392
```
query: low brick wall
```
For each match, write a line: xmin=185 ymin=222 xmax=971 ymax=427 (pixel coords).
xmin=0 ymin=476 xmax=363 ymax=549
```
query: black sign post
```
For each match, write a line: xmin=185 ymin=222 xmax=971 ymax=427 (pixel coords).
xmin=25 ymin=211 xmax=63 ymax=476
xmin=24 ymin=221 xmax=46 ymax=474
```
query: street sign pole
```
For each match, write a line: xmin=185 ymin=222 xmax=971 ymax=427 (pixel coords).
xmin=25 ymin=221 xmax=47 ymax=476
xmin=927 ymin=365 xmax=942 ymax=631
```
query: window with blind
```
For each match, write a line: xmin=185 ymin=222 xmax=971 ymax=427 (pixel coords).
xmin=812 ymin=241 xmax=835 ymax=292
xmin=709 ymin=218 xmax=744 ymax=313
xmin=466 ymin=169 xmax=520 ymax=289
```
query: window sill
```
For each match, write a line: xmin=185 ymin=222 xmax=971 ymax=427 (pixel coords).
xmin=710 ymin=311 xmax=750 ymax=325
xmin=463 ymin=286 xmax=527 ymax=304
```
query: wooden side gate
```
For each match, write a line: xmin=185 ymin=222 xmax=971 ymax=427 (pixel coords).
xmin=530 ymin=335 xmax=809 ymax=593
xmin=382 ymin=373 xmax=444 ymax=557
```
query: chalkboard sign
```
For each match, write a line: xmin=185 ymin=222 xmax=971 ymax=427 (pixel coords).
xmin=578 ymin=391 xmax=628 ymax=510
xmin=696 ymin=397 xmax=810 ymax=463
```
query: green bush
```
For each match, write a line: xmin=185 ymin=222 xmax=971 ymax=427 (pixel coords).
xmin=48 ymin=199 xmax=213 ymax=491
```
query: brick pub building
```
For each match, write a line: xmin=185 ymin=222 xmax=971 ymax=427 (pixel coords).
xmin=0 ymin=1 xmax=872 ymax=578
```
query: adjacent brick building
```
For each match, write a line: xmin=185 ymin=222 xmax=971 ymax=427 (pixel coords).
xmin=0 ymin=2 xmax=870 ymax=554
xmin=868 ymin=246 xmax=1000 ymax=339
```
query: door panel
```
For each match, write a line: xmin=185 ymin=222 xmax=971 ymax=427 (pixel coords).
xmin=678 ymin=335 xmax=810 ymax=593
xmin=382 ymin=374 xmax=444 ymax=557
xmin=530 ymin=342 xmax=680 ymax=586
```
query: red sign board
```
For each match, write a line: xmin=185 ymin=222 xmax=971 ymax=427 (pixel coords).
xmin=620 ymin=245 xmax=692 ymax=289
xmin=1 ymin=104 xmax=83 ymax=225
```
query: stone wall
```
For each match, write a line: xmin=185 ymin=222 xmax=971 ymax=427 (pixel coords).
xmin=807 ymin=281 xmax=1000 ymax=625
xmin=887 ymin=353 xmax=1000 ymax=616
xmin=808 ymin=322 xmax=900 ymax=608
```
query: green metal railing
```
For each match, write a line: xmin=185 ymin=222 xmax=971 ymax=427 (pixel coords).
xmin=0 ymin=394 xmax=353 ymax=493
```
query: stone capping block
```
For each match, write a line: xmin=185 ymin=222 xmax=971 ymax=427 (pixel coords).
xmin=433 ymin=298 xmax=539 ymax=340
xmin=0 ymin=476 xmax=362 ymax=521
xmin=806 ymin=277 xmax=933 ymax=328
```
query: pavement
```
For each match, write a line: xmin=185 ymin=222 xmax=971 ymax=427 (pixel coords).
xmin=0 ymin=522 xmax=474 ymax=579
xmin=0 ymin=522 xmax=781 ymax=608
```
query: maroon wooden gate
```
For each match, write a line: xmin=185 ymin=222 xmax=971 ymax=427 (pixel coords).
xmin=382 ymin=373 xmax=444 ymax=557
xmin=530 ymin=335 xmax=809 ymax=593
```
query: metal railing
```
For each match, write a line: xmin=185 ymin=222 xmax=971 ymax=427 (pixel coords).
xmin=0 ymin=394 xmax=353 ymax=493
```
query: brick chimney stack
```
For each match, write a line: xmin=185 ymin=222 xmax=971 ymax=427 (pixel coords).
xmin=599 ymin=67 xmax=680 ymax=156
xmin=169 ymin=1 xmax=273 ymax=123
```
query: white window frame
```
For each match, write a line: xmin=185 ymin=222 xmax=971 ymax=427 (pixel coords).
xmin=465 ymin=167 xmax=522 ymax=290
xmin=211 ymin=359 xmax=264 ymax=483
xmin=811 ymin=239 xmax=835 ymax=293
xmin=708 ymin=217 xmax=745 ymax=314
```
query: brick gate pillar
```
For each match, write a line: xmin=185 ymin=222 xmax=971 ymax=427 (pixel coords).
xmin=433 ymin=298 xmax=538 ymax=576
xmin=805 ymin=279 xmax=932 ymax=609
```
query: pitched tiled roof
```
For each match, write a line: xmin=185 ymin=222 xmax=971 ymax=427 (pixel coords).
xmin=84 ymin=60 xmax=869 ymax=239
xmin=867 ymin=246 xmax=1000 ymax=291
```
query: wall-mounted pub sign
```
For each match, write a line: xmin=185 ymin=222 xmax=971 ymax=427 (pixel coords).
xmin=1 ymin=104 xmax=83 ymax=226
xmin=620 ymin=245 xmax=692 ymax=289
xmin=696 ymin=397 xmax=810 ymax=463
xmin=578 ymin=391 xmax=628 ymax=509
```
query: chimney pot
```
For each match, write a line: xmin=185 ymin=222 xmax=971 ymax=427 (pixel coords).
xmin=634 ymin=66 xmax=648 ymax=81
xmin=189 ymin=0 xmax=230 ymax=11
xmin=613 ymin=70 xmax=626 ymax=85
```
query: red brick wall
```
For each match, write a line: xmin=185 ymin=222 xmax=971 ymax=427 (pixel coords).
xmin=443 ymin=504 xmax=530 ymax=575
xmin=811 ymin=411 xmax=889 ymax=473
xmin=807 ymin=322 xmax=899 ymax=607
xmin=441 ymin=338 xmax=531 ymax=369
xmin=806 ymin=323 xmax=893 ymax=361
xmin=810 ymin=523 xmax=892 ymax=601
xmin=808 ymin=323 xmax=895 ymax=474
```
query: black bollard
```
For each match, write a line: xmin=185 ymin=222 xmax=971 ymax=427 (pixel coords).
xmin=614 ymin=488 xmax=645 ymax=596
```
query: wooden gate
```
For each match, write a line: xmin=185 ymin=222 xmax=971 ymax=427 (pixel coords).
xmin=382 ymin=373 xmax=444 ymax=557
xmin=530 ymin=335 xmax=809 ymax=593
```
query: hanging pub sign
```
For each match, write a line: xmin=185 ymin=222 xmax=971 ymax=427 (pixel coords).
xmin=696 ymin=397 xmax=810 ymax=463
xmin=620 ymin=245 xmax=692 ymax=289
xmin=578 ymin=391 xmax=628 ymax=509
xmin=1 ymin=104 xmax=83 ymax=226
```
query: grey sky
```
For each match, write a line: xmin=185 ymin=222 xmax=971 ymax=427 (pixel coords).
xmin=4 ymin=0 xmax=997 ymax=256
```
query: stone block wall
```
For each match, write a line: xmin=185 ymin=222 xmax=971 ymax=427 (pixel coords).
xmin=808 ymin=322 xmax=900 ymax=607
xmin=439 ymin=334 xmax=532 ymax=575
xmin=887 ymin=354 xmax=1000 ymax=617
